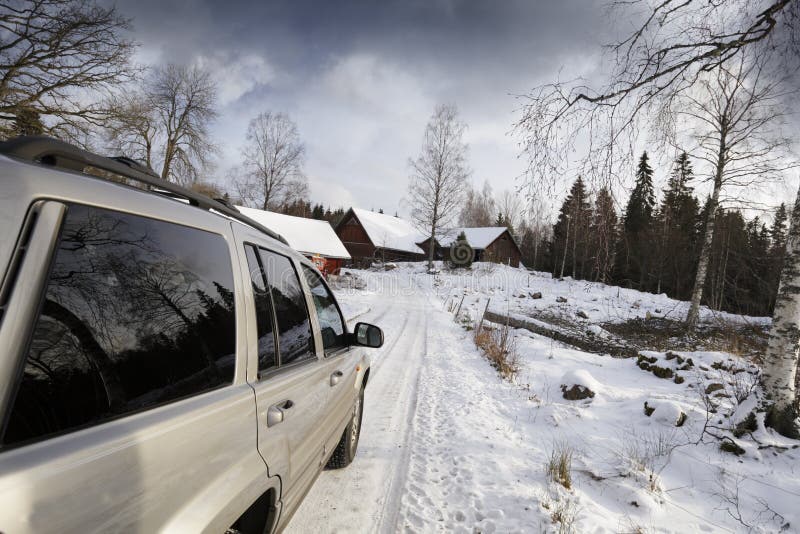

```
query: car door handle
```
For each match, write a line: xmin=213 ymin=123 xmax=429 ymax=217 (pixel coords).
xmin=330 ymin=370 xmax=344 ymax=387
xmin=266 ymin=400 xmax=294 ymax=427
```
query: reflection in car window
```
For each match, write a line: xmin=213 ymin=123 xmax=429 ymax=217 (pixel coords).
xmin=244 ymin=245 xmax=277 ymax=373
xmin=302 ymin=266 xmax=346 ymax=351
xmin=2 ymin=204 xmax=236 ymax=448
xmin=259 ymin=250 xmax=315 ymax=365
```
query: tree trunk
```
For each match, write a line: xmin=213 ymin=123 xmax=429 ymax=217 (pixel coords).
xmin=161 ymin=140 xmax=174 ymax=180
xmin=427 ymin=224 xmax=437 ymax=271
xmin=686 ymin=170 xmax=723 ymax=329
xmin=571 ymin=215 xmax=578 ymax=278
xmin=560 ymin=217 xmax=570 ymax=279
xmin=762 ymin=184 xmax=800 ymax=438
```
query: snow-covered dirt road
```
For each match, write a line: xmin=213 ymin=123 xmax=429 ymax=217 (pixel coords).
xmin=286 ymin=266 xmax=800 ymax=534
xmin=284 ymin=278 xmax=432 ymax=533
xmin=287 ymin=273 xmax=550 ymax=533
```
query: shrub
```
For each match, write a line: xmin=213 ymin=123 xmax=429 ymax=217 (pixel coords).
xmin=733 ymin=412 xmax=757 ymax=438
xmin=720 ymin=440 xmax=746 ymax=456
xmin=473 ymin=322 xmax=519 ymax=380
xmin=546 ymin=441 xmax=574 ymax=490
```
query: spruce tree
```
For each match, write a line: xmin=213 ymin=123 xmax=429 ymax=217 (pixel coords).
xmin=654 ymin=152 xmax=699 ymax=297
xmin=551 ymin=176 xmax=589 ymax=278
xmin=619 ymin=152 xmax=656 ymax=290
xmin=768 ymin=203 xmax=789 ymax=310
xmin=624 ymin=151 xmax=656 ymax=233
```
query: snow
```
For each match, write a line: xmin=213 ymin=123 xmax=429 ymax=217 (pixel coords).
xmin=435 ymin=227 xmax=509 ymax=249
xmin=236 ymin=206 xmax=350 ymax=259
xmin=423 ymin=261 xmax=771 ymax=327
xmin=350 ymin=207 xmax=424 ymax=254
xmin=561 ymin=369 xmax=602 ymax=393
xmin=285 ymin=262 xmax=798 ymax=534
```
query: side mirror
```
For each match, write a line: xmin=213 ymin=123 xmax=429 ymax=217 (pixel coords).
xmin=352 ymin=322 xmax=384 ymax=348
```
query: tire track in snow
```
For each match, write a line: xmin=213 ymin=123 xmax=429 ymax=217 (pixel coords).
xmin=284 ymin=290 xmax=428 ymax=533
xmin=375 ymin=300 xmax=428 ymax=534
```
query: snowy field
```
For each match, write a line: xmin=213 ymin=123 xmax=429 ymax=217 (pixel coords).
xmin=287 ymin=263 xmax=799 ymax=533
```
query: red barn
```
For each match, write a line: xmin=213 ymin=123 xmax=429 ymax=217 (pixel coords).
xmin=237 ymin=206 xmax=351 ymax=276
xmin=335 ymin=208 xmax=424 ymax=265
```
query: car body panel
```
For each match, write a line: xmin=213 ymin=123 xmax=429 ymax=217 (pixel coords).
xmin=0 ymin=154 xmax=372 ymax=533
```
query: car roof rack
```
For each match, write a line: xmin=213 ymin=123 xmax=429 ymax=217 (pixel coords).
xmin=0 ymin=136 xmax=288 ymax=245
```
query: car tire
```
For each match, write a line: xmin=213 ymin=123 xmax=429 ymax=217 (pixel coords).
xmin=326 ymin=387 xmax=364 ymax=469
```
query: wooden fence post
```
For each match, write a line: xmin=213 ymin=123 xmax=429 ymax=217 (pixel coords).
xmin=454 ymin=295 xmax=465 ymax=320
xmin=478 ymin=298 xmax=491 ymax=333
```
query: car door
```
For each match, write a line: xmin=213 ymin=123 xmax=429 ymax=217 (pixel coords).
xmin=240 ymin=243 xmax=331 ymax=517
xmin=0 ymin=201 xmax=270 ymax=533
xmin=299 ymin=265 xmax=362 ymax=450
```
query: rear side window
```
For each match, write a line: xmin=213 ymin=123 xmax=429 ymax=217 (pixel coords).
xmin=259 ymin=250 xmax=315 ymax=366
xmin=302 ymin=266 xmax=346 ymax=351
xmin=244 ymin=245 xmax=277 ymax=373
xmin=2 ymin=204 xmax=236 ymax=448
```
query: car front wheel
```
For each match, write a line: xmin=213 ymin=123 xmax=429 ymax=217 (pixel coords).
xmin=326 ymin=387 xmax=364 ymax=469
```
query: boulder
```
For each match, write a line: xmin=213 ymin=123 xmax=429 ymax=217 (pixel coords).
xmin=561 ymin=384 xmax=595 ymax=400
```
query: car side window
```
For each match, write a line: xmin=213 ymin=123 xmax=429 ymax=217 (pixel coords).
xmin=301 ymin=266 xmax=346 ymax=352
xmin=2 ymin=204 xmax=236 ymax=449
xmin=244 ymin=245 xmax=277 ymax=374
xmin=258 ymin=249 xmax=316 ymax=366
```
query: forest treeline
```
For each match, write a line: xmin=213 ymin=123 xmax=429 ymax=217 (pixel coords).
xmin=532 ymin=152 xmax=787 ymax=318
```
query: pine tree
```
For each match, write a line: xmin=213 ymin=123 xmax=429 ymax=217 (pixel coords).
xmin=654 ymin=152 xmax=699 ymax=297
xmin=768 ymin=203 xmax=789 ymax=310
xmin=770 ymin=203 xmax=788 ymax=253
xmin=618 ymin=152 xmax=656 ymax=290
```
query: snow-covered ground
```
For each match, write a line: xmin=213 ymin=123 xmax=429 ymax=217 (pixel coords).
xmin=286 ymin=263 xmax=799 ymax=533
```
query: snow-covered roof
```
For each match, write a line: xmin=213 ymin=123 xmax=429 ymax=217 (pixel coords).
xmin=350 ymin=208 xmax=424 ymax=254
xmin=434 ymin=227 xmax=510 ymax=250
xmin=236 ymin=206 xmax=351 ymax=259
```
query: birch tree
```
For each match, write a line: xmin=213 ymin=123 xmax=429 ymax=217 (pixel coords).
xmin=408 ymin=104 xmax=470 ymax=271
xmin=515 ymin=0 xmax=800 ymax=436
xmin=763 ymin=186 xmax=800 ymax=438
xmin=663 ymin=54 xmax=794 ymax=328
xmin=232 ymin=111 xmax=307 ymax=211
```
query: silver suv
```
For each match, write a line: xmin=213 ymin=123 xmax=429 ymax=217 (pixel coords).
xmin=0 ymin=137 xmax=383 ymax=533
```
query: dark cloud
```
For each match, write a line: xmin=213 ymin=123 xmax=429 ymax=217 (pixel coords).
xmin=110 ymin=0 xmax=610 ymax=213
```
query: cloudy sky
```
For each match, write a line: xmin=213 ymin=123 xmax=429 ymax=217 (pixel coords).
xmin=108 ymin=0 xmax=615 ymax=217
xmin=110 ymin=0 xmax=796 ymax=219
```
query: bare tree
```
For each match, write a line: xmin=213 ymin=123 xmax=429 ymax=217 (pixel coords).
xmin=231 ymin=111 xmax=307 ymax=211
xmin=515 ymin=0 xmax=798 ymax=191
xmin=106 ymin=91 xmax=158 ymax=168
xmin=519 ymin=194 xmax=552 ymax=270
xmin=514 ymin=0 xmax=800 ymax=437
xmin=408 ymin=104 xmax=471 ymax=271
xmin=0 ymin=0 xmax=137 ymax=142
xmin=663 ymin=53 xmax=795 ymax=328
xmin=459 ymin=181 xmax=496 ymax=227
xmin=151 ymin=65 xmax=218 ymax=184
xmin=106 ymin=64 xmax=218 ymax=184
xmin=498 ymin=189 xmax=524 ymax=231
